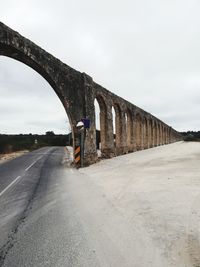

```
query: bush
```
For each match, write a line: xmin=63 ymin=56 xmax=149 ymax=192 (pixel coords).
xmin=184 ymin=134 xmax=195 ymax=141
xmin=0 ymin=133 xmax=69 ymax=154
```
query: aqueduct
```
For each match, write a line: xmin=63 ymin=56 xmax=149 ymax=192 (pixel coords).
xmin=0 ymin=22 xmax=182 ymax=166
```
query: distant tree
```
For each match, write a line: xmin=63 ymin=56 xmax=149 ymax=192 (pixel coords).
xmin=45 ymin=131 xmax=55 ymax=136
xmin=0 ymin=132 xmax=70 ymax=154
xmin=184 ymin=134 xmax=194 ymax=141
xmin=181 ymin=131 xmax=200 ymax=141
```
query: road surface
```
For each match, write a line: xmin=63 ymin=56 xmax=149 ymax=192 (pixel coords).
xmin=0 ymin=143 xmax=200 ymax=267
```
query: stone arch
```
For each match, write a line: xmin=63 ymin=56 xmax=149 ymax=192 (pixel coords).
xmin=124 ymin=112 xmax=128 ymax=151
xmin=168 ymin=127 xmax=171 ymax=144
xmin=112 ymin=106 xmax=116 ymax=143
xmin=169 ymin=127 xmax=172 ymax=143
xmin=0 ymin=22 xmax=88 ymax=161
xmin=94 ymin=94 xmax=108 ymax=156
xmin=148 ymin=119 xmax=154 ymax=148
xmin=159 ymin=125 xmax=163 ymax=145
xmin=154 ymin=121 xmax=158 ymax=146
xmin=93 ymin=89 xmax=115 ymax=159
xmin=151 ymin=119 xmax=155 ymax=147
xmin=161 ymin=124 xmax=165 ymax=145
xmin=0 ymin=47 xmax=76 ymax=124
xmin=162 ymin=125 xmax=165 ymax=145
xmin=0 ymin=22 xmax=182 ymax=166
xmin=126 ymin=109 xmax=134 ymax=152
xmin=164 ymin=127 xmax=167 ymax=144
xmin=143 ymin=117 xmax=148 ymax=149
xmin=135 ymin=113 xmax=143 ymax=150
xmin=2 ymin=57 xmax=73 ymax=134
xmin=0 ymin=56 xmax=76 ymax=124
xmin=167 ymin=127 xmax=170 ymax=144
xmin=158 ymin=123 xmax=162 ymax=145
xmin=113 ymin=103 xmax=123 ymax=154
xmin=162 ymin=124 xmax=165 ymax=145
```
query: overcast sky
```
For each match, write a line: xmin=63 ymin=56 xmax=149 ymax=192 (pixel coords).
xmin=0 ymin=0 xmax=200 ymax=134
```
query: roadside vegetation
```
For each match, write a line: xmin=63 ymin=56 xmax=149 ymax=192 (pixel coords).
xmin=181 ymin=131 xmax=200 ymax=141
xmin=0 ymin=131 xmax=72 ymax=154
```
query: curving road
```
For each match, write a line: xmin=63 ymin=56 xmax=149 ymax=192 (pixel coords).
xmin=0 ymin=147 xmax=109 ymax=267
xmin=0 ymin=147 xmax=91 ymax=267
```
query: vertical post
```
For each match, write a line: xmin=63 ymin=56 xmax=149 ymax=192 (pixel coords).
xmin=74 ymin=132 xmax=81 ymax=167
xmin=80 ymin=129 xmax=85 ymax=168
xmin=75 ymin=121 xmax=84 ymax=168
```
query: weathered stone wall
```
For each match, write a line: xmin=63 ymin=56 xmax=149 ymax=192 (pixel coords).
xmin=0 ymin=22 xmax=86 ymax=153
xmin=84 ymin=76 xmax=182 ymax=164
xmin=0 ymin=22 xmax=183 ymax=166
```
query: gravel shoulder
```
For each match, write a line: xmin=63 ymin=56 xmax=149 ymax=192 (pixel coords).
xmin=0 ymin=151 xmax=29 ymax=164
xmin=80 ymin=141 xmax=200 ymax=267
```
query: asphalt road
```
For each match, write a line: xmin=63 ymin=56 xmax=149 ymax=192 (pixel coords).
xmin=0 ymin=146 xmax=95 ymax=267
xmin=0 ymin=147 xmax=56 ymax=250
xmin=1 ymin=146 xmax=135 ymax=267
xmin=0 ymin=146 xmax=113 ymax=267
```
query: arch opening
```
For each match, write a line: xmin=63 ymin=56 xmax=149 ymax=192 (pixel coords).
xmin=126 ymin=109 xmax=134 ymax=152
xmin=0 ymin=45 xmax=64 ymax=102
xmin=161 ymin=126 xmax=164 ymax=145
xmin=112 ymin=106 xmax=116 ymax=145
xmin=135 ymin=113 xmax=142 ymax=151
xmin=0 ymin=56 xmax=73 ymax=157
xmin=113 ymin=103 xmax=123 ymax=154
xmin=164 ymin=127 xmax=168 ymax=144
xmin=150 ymin=119 xmax=154 ymax=148
xmin=143 ymin=117 xmax=148 ymax=149
xmin=159 ymin=124 xmax=162 ymax=146
xmin=154 ymin=122 xmax=158 ymax=146
xmin=94 ymin=95 xmax=107 ymax=157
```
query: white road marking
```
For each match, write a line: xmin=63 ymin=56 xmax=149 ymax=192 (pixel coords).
xmin=25 ymin=161 xmax=37 ymax=171
xmin=0 ymin=176 xmax=22 ymax=197
xmin=0 ymin=149 xmax=51 ymax=198
xmin=25 ymin=156 xmax=43 ymax=171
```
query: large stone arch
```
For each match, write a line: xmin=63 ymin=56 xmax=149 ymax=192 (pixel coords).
xmin=0 ymin=23 xmax=86 ymax=123
xmin=0 ymin=22 xmax=90 ymax=161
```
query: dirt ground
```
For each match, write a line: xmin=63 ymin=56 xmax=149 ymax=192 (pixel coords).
xmin=80 ymin=141 xmax=200 ymax=267
xmin=0 ymin=150 xmax=29 ymax=164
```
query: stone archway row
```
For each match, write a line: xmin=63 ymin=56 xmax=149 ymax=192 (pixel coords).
xmin=93 ymin=83 xmax=182 ymax=159
xmin=0 ymin=22 xmax=182 ymax=166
